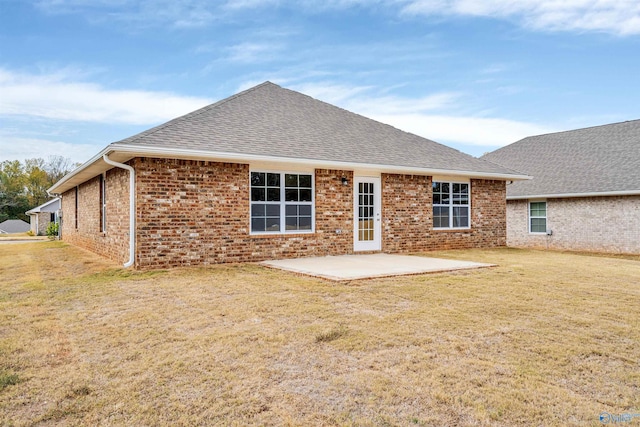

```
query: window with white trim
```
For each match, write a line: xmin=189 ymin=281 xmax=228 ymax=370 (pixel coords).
xmin=433 ymin=181 xmax=470 ymax=229
xmin=529 ymin=201 xmax=547 ymax=233
xmin=250 ymin=171 xmax=313 ymax=233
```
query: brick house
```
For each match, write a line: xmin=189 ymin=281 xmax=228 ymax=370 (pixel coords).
xmin=482 ymin=120 xmax=640 ymax=254
xmin=26 ymin=198 xmax=61 ymax=236
xmin=49 ymin=82 xmax=528 ymax=268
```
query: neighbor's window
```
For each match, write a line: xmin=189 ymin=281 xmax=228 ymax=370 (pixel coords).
xmin=250 ymin=172 xmax=313 ymax=233
xmin=433 ymin=182 xmax=470 ymax=229
xmin=529 ymin=201 xmax=547 ymax=233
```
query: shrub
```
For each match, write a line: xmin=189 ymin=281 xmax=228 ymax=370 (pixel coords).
xmin=46 ymin=222 xmax=59 ymax=239
xmin=0 ymin=372 xmax=20 ymax=390
xmin=315 ymin=325 xmax=348 ymax=343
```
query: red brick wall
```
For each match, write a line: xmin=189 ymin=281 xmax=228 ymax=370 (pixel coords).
xmin=134 ymin=158 xmax=354 ymax=268
xmin=61 ymin=158 xmax=507 ymax=268
xmin=60 ymin=168 xmax=130 ymax=264
xmin=382 ymin=175 xmax=506 ymax=252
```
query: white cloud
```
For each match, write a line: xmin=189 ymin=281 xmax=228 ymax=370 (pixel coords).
xmin=35 ymin=0 xmax=220 ymax=28
xmin=0 ymin=68 xmax=211 ymax=125
xmin=226 ymin=42 xmax=284 ymax=63
xmin=401 ymin=0 xmax=640 ymax=35
xmin=292 ymin=81 xmax=552 ymax=149
xmin=33 ymin=0 xmax=640 ymax=35
xmin=0 ymin=136 xmax=102 ymax=165
xmin=370 ymin=113 xmax=551 ymax=148
xmin=291 ymin=82 xmax=375 ymax=105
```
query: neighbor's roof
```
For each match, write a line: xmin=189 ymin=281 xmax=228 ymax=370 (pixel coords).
xmin=482 ymin=119 xmax=640 ymax=199
xmin=0 ymin=219 xmax=30 ymax=233
xmin=50 ymin=82 xmax=528 ymax=194
xmin=26 ymin=198 xmax=61 ymax=215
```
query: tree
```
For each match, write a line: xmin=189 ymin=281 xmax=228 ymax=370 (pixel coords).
xmin=0 ymin=156 xmax=75 ymax=222
xmin=45 ymin=155 xmax=75 ymax=184
xmin=0 ymin=160 xmax=29 ymax=222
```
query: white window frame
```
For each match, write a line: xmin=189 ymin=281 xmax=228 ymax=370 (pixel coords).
xmin=249 ymin=170 xmax=315 ymax=235
xmin=529 ymin=200 xmax=547 ymax=234
xmin=433 ymin=181 xmax=471 ymax=229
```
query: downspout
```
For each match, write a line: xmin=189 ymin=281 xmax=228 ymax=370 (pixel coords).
xmin=103 ymin=154 xmax=136 ymax=268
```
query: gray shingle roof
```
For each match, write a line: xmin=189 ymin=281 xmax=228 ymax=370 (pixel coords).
xmin=482 ymin=120 xmax=640 ymax=199
xmin=0 ymin=219 xmax=30 ymax=233
xmin=112 ymin=82 xmax=519 ymax=176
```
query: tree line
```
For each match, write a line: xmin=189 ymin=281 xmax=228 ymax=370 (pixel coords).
xmin=0 ymin=156 xmax=77 ymax=222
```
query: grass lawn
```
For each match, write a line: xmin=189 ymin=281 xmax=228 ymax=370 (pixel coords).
xmin=1 ymin=242 xmax=639 ymax=426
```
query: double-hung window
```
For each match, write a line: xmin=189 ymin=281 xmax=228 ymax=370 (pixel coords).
xmin=433 ymin=181 xmax=470 ymax=229
xmin=250 ymin=171 xmax=313 ymax=234
xmin=529 ymin=201 xmax=547 ymax=233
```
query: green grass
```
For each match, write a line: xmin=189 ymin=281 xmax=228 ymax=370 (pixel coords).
xmin=1 ymin=241 xmax=639 ymax=426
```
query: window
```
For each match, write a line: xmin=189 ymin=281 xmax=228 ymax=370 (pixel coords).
xmin=100 ymin=173 xmax=106 ymax=233
xmin=433 ymin=181 xmax=470 ymax=229
xmin=250 ymin=171 xmax=313 ymax=233
xmin=529 ymin=201 xmax=547 ymax=233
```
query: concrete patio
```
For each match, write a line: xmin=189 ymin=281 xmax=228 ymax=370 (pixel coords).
xmin=260 ymin=253 xmax=495 ymax=281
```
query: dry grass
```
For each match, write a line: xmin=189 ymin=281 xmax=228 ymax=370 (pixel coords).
xmin=1 ymin=243 xmax=639 ymax=426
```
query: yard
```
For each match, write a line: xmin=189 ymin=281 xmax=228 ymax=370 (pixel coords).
xmin=1 ymin=242 xmax=639 ymax=426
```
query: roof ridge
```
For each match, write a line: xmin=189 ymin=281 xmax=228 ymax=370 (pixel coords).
xmin=112 ymin=81 xmax=278 ymax=146
xmin=520 ymin=118 xmax=640 ymax=141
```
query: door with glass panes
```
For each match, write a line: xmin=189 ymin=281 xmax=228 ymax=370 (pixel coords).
xmin=353 ymin=177 xmax=381 ymax=251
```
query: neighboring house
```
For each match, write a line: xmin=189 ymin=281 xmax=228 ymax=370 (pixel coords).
xmin=0 ymin=219 xmax=30 ymax=234
xmin=26 ymin=198 xmax=61 ymax=236
xmin=482 ymin=120 xmax=640 ymax=254
xmin=49 ymin=82 xmax=528 ymax=268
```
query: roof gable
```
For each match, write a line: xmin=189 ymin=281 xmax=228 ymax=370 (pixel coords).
xmin=0 ymin=219 xmax=30 ymax=233
xmin=50 ymin=82 xmax=527 ymax=194
xmin=26 ymin=198 xmax=61 ymax=214
xmin=113 ymin=82 xmax=518 ymax=175
xmin=482 ymin=120 xmax=640 ymax=198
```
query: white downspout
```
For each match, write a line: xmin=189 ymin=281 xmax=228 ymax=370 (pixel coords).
xmin=103 ymin=154 xmax=136 ymax=268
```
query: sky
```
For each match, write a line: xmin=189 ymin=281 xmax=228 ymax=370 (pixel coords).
xmin=2 ymin=0 xmax=640 ymax=165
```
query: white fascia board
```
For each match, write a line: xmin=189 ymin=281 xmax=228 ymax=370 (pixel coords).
xmin=49 ymin=144 xmax=532 ymax=194
xmin=48 ymin=146 xmax=112 ymax=195
xmin=110 ymin=144 xmax=533 ymax=180
xmin=507 ymin=190 xmax=640 ymax=200
xmin=25 ymin=197 xmax=61 ymax=214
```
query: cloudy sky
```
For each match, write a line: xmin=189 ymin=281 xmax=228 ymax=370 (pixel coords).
xmin=2 ymin=0 xmax=640 ymax=164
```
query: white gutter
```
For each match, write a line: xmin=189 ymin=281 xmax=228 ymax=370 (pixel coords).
xmin=109 ymin=144 xmax=533 ymax=181
xmin=507 ymin=189 xmax=640 ymax=200
xmin=102 ymin=153 xmax=136 ymax=268
xmin=49 ymin=144 xmax=531 ymax=195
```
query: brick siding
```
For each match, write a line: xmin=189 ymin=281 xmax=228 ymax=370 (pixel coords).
xmin=60 ymin=168 xmax=130 ymax=263
xmin=134 ymin=158 xmax=354 ymax=268
xmin=30 ymin=212 xmax=52 ymax=235
xmin=382 ymin=175 xmax=506 ymax=252
xmin=61 ymin=157 xmax=507 ymax=268
xmin=507 ymin=196 xmax=640 ymax=254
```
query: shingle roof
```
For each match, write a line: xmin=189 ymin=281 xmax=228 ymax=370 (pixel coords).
xmin=111 ymin=82 xmax=519 ymax=176
xmin=482 ymin=120 xmax=640 ymax=199
xmin=0 ymin=219 xmax=30 ymax=233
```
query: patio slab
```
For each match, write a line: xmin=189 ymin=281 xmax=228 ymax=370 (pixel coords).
xmin=260 ymin=253 xmax=495 ymax=281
